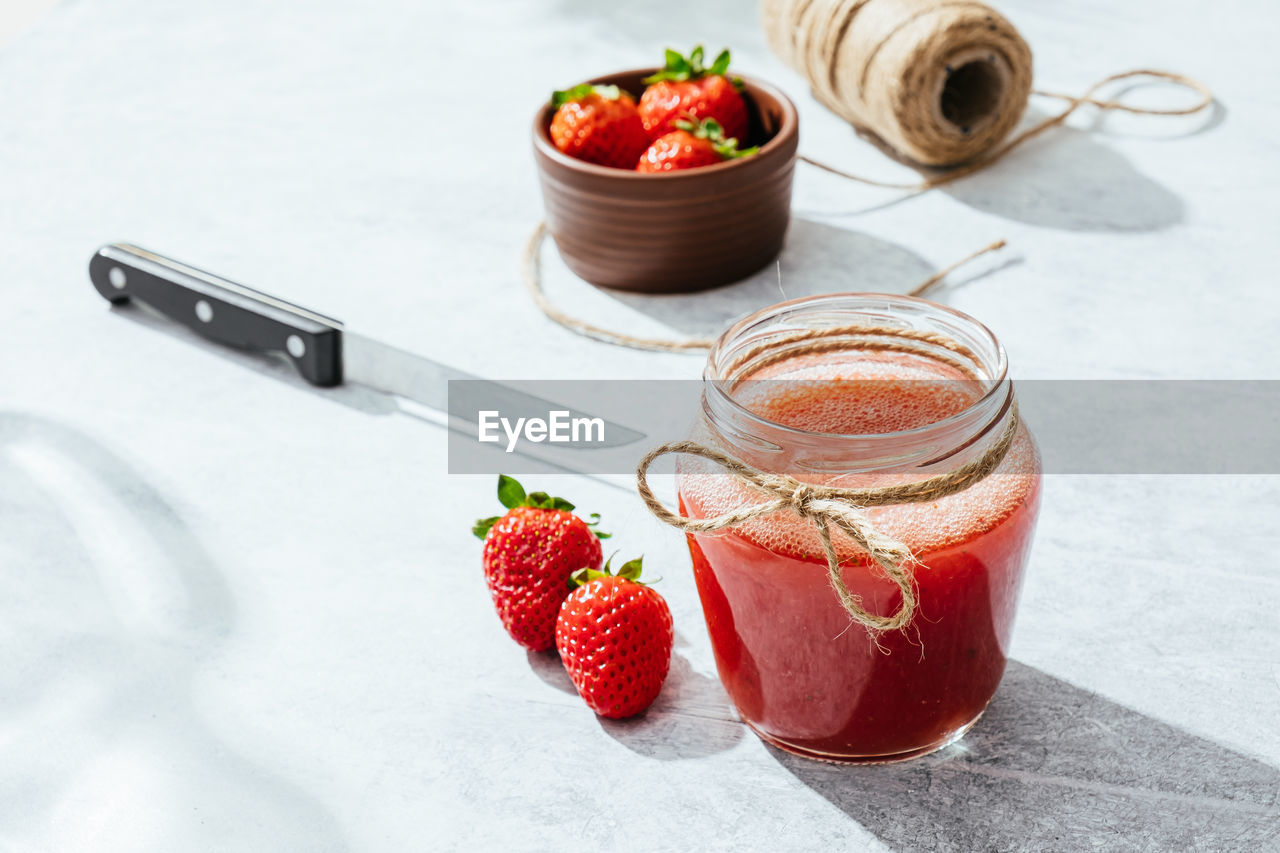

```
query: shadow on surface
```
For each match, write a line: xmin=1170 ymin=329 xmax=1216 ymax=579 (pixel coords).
xmin=111 ymin=301 xmax=399 ymax=416
xmin=605 ymin=218 xmax=937 ymax=340
xmin=942 ymin=120 xmax=1185 ymax=232
xmin=0 ymin=413 xmax=348 ymax=851
xmin=527 ymin=648 xmax=577 ymax=695
xmin=770 ymin=661 xmax=1280 ymax=852
xmin=597 ymin=634 xmax=745 ymax=760
xmin=806 ymin=103 xmax=1196 ymax=232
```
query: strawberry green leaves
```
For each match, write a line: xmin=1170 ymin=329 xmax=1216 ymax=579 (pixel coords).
xmin=471 ymin=475 xmax=531 ymax=539
xmin=551 ymin=83 xmax=624 ymax=107
xmin=585 ymin=513 xmax=612 ymax=540
xmin=570 ymin=554 xmax=654 ymax=588
xmin=497 ymin=473 xmax=527 ymax=509
xmin=614 ymin=555 xmax=645 ymax=582
xmin=473 ymin=475 xmax=609 ymax=540
xmin=498 ymin=474 xmax=573 ymax=511
xmin=472 ymin=516 xmax=502 ymax=540
xmin=644 ymin=45 xmax=733 ymax=84
xmin=706 ymin=48 xmax=733 ymax=78
xmin=526 ymin=492 xmax=576 ymax=511
xmin=671 ymin=117 xmax=759 ymax=161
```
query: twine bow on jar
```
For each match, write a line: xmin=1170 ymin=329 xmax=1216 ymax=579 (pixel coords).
xmin=634 ymin=402 xmax=1020 ymax=633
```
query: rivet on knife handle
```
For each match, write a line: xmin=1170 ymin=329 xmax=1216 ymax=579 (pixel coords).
xmin=89 ymin=243 xmax=344 ymax=387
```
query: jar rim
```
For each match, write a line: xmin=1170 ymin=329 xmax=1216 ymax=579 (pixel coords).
xmin=703 ymin=292 xmax=1011 ymax=448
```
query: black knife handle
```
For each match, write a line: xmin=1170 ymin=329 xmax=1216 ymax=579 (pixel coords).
xmin=89 ymin=243 xmax=343 ymax=387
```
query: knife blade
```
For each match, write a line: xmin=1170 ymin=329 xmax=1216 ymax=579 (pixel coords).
xmin=88 ymin=243 xmax=648 ymax=476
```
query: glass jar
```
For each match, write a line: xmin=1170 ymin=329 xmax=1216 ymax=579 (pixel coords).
xmin=674 ymin=294 xmax=1041 ymax=763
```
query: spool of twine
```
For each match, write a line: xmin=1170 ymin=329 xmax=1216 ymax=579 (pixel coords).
xmin=634 ymin=322 xmax=1019 ymax=633
xmin=762 ymin=0 xmax=1214 ymax=179
xmin=763 ymin=0 xmax=1033 ymax=166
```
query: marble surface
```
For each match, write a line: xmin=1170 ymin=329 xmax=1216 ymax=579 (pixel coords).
xmin=0 ymin=0 xmax=58 ymax=45
xmin=2 ymin=0 xmax=1278 ymax=850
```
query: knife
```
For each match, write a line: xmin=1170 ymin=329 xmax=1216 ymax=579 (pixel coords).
xmin=88 ymin=243 xmax=647 ymax=477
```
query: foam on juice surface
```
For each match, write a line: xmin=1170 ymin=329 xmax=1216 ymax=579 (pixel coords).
xmin=680 ymin=351 xmax=1038 ymax=559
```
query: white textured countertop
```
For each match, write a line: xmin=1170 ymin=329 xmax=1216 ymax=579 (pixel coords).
xmin=1 ymin=0 xmax=1277 ymax=850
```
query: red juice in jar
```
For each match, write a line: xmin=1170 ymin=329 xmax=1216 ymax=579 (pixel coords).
xmin=675 ymin=296 xmax=1041 ymax=762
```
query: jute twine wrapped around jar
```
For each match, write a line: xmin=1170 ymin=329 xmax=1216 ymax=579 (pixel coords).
xmin=762 ymin=0 xmax=1033 ymax=166
xmin=635 ymin=323 xmax=1020 ymax=634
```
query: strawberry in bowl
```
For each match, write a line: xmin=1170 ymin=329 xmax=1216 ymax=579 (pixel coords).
xmin=532 ymin=48 xmax=799 ymax=292
xmin=549 ymin=84 xmax=650 ymax=170
xmin=636 ymin=116 xmax=758 ymax=173
xmin=638 ymin=46 xmax=750 ymax=142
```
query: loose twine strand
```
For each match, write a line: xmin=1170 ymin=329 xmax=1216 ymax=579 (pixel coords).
xmin=522 ymin=220 xmax=1007 ymax=352
xmin=633 ymin=324 xmax=1020 ymax=632
xmin=800 ymin=69 xmax=1214 ymax=190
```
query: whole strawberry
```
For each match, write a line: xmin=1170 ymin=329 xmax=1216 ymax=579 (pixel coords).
xmin=549 ymin=84 xmax=650 ymax=169
xmin=636 ymin=117 xmax=758 ymax=173
xmin=556 ymin=556 xmax=674 ymax=719
xmin=638 ymin=46 xmax=750 ymax=141
xmin=474 ymin=475 xmax=607 ymax=651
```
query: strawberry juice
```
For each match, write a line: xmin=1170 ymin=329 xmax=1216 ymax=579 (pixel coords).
xmin=676 ymin=314 xmax=1041 ymax=762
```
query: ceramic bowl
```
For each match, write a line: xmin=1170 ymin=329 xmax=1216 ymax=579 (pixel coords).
xmin=532 ymin=68 xmax=799 ymax=293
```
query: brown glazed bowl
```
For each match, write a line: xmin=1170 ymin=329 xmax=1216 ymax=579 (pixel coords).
xmin=532 ymin=69 xmax=799 ymax=293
